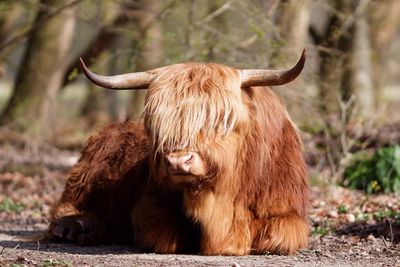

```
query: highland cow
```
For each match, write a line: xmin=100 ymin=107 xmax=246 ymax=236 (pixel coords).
xmin=48 ymin=50 xmax=309 ymax=255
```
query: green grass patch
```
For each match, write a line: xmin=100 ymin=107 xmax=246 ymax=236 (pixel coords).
xmin=373 ymin=210 xmax=400 ymax=221
xmin=41 ymin=259 xmax=72 ymax=267
xmin=0 ymin=197 xmax=25 ymax=214
xmin=312 ymin=225 xmax=331 ymax=236
xmin=312 ymin=220 xmax=332 ymax=236
xmin=353 ymin=210 xmax=400 ymax=222
xmin=337 ymin=204 xmax=349 ymax=214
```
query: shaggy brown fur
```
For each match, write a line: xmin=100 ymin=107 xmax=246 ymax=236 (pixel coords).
xmin=49 ymin=62 xmax=309 ymax=255
xmin=49 ymin=122 xmax=149 ymax=245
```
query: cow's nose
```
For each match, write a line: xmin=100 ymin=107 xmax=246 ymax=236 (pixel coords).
xmin=166 ymin=152 xmax=194 ymax=173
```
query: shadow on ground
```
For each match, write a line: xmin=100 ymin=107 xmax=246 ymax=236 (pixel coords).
xmin=335 ymin=219 xmax=400 ymax=244
xmin=0 ymin=229 xmax=139 ymax=255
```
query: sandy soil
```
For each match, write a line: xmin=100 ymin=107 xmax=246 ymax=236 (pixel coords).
xmin=1 ymin=222 xmax=398 ymax=267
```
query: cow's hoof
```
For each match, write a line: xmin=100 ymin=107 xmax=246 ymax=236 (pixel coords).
xmin=50 ymin=216 xmax=100 ymax=245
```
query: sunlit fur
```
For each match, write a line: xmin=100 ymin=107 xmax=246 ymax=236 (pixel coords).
xmin=48 ymin=62 xmax=309 ymax=255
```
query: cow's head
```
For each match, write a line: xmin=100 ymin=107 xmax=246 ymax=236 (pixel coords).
xmin=80 ymin=50 xmax=306 ymax=189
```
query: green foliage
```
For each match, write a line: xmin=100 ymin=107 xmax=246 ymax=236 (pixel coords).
xmin=0 ymin=197 xmax=25 ymax=214
xmin=41 ymin=259 xmax=71 ymax=267
xmin=299 ymin=122 xmax=325 ymax=136
xmin=344 ymin=145 xmax=400 ymax=194
xmin=312 ymin=225 xmax=331 ymax=236
xmin=337 ymin=204 xmax=348 ymax=214
xmin=312 ymin=220 xmax=332 ymax=236
xmin=354 ymin=212 xmax=371 ymax=221
xmin=373 ymin=210 xmax=400 ymax=221
xmin=249 ymin=22 xmax=265 ymax=38
xmin=353 ymin=210 xmax=400 ymax=222
xmin=67 ymin=68 xmax=79 ymax=81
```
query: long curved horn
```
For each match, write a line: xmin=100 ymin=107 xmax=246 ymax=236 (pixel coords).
xmin=240 ymin=49 xmax=306 ymax=87
xmin=80 ymin=58 xmax=157 ymax=90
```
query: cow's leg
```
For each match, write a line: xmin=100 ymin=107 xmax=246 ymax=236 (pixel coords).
xmin=132 ymin=187 xmax=201 ymax=254
xmin=201 ymin=218 xmax=252 ymax=256
xmin=49 ymin=203 xmax=110 ymax=245
xmin=48 ymin=168 xmax=112 ymax=245
xmin=252 ymin=213 xmax=309 ymax=255
xmin=183 ymin=191 xmax=252 ymax=256
xmin=47 ymin=121 xmax=149 ymax=245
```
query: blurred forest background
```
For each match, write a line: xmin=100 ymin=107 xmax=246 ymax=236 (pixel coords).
xmin=0 ymin=0 xmax=400 ymax=194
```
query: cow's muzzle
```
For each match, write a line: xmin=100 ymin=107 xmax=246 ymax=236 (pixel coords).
xmin=165 ymin=151 xmax=206 ymax=176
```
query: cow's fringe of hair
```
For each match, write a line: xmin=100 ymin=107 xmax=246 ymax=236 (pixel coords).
xmin=144 ymin=63 xmax=247 ymax=154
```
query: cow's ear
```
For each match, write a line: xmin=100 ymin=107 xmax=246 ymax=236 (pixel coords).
xmin=240 ymin=49 xmax=306 ymax=87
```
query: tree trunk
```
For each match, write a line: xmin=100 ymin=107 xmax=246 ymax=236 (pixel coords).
xmin=273 ymin=0 xmax=311 ymax=57
xmin=62 ymin=1 xmax=128 ymax=87
xmin=79 ymin=1 xmax=123 ymax=125
xmin=80 ymin=51 xmax=115 ymax=127
xmin=128 ymin=0 xmax=163 ymax=120
xmin=0 ymin=1 xmax=76 ymax=139
xmin=369 ymin=0 xmax=400 ymax=107
xmin=270 ymin=0 xmax=311 ymax=113
xmin=0 ymin=1 xmax=24 ymax=74
xmin=314 ymin=0 xmax=355 ymax=116
xmin=352 ymin=0 xmax=373 ymax=117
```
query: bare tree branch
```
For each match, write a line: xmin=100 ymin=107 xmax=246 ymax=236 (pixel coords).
xmin=195 ymin=0 xmax=232 ymax=25
xmin=140 ymin=0 xmax=181 ymax=33
xmin=0 ymin=0 xmax=82 ymax=53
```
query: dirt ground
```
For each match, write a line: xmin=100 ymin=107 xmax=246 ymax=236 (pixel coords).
xmin=0 ymin=143 xmax=400 ymax=266
xmin=0 ymin=222 xmax=399 ymax=267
